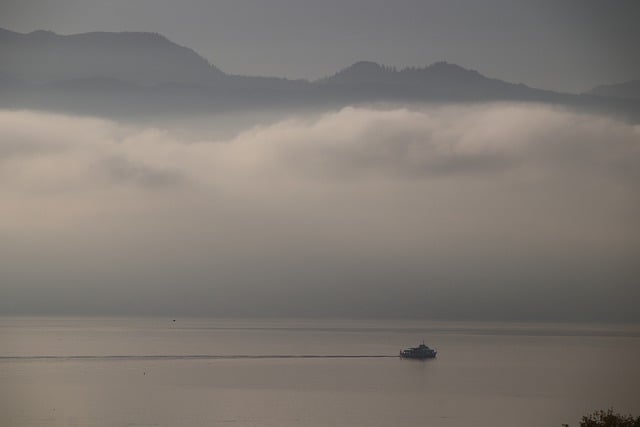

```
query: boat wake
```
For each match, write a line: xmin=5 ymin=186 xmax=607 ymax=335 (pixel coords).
xmin=0 ymin=354 xmax=396 ymax=362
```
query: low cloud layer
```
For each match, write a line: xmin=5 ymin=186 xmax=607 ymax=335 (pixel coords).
xmin=1 ymin=104 xmax=639 ymax=320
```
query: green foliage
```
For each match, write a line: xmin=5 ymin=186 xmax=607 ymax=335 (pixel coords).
xmin=580 ymin=408 xmax=640 ymax=427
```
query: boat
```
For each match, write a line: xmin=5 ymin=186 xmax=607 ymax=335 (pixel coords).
xmin=399 ymin=342 xmax=437 ymax=359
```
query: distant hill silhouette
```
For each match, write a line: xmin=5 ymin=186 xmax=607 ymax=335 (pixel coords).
xmin=318 ymin=60 xmax=564 ymax=103
xmin=587 ymin=80 xmax=640 ymax=100
xmin=323 ymin=60 xmax=501 ymax=88
xmin=1 ymin=28 xmax=639 ymax=120
xmin=0 ymin=28 xmax=223 ymax=86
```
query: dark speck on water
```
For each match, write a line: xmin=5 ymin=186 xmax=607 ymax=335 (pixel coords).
xmin=1 ymin=317 xmax=638 ymax=427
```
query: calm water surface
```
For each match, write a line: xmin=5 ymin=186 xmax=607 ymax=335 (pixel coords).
xmin=1 ymin=317 xmax=639 ymax=427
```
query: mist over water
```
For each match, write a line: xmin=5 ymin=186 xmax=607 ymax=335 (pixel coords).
xmin=1 ymin=101 xmax=639 ymax=425
xmin=1 ymin=104 xmax=639 ymax=320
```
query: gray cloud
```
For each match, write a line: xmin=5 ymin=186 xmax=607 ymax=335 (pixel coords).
xmin=0 ymin=104 xmax=639 ymax=320
xmin=99 ymin=156 xmax=185 ymax=189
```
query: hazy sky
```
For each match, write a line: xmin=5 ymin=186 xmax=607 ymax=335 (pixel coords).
xmin=1 ymin=105 xmax=639 ymax=320
xmin=1 ymin=0 xmax=639 ymax=92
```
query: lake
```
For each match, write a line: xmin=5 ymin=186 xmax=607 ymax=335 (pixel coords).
xmin=1 ymin=317 xmax=639 ymax=426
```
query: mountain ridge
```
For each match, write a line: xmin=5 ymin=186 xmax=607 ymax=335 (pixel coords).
xmin=0 ymin=28 xmax=549 ymax=90
xmin=0 ymin=27 xmax=224 ymax=86
xmin=1 ymin=28 xmax=638 ymax=121
xmin=587 ymin=80 xmax=640 ymax=100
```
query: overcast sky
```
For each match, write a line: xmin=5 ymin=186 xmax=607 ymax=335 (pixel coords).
xmin=1 ymin=0 xmax=639 ymax=92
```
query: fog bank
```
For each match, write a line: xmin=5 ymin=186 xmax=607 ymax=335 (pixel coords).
xmin=1 ymin=104 xmax=639 ymax=320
